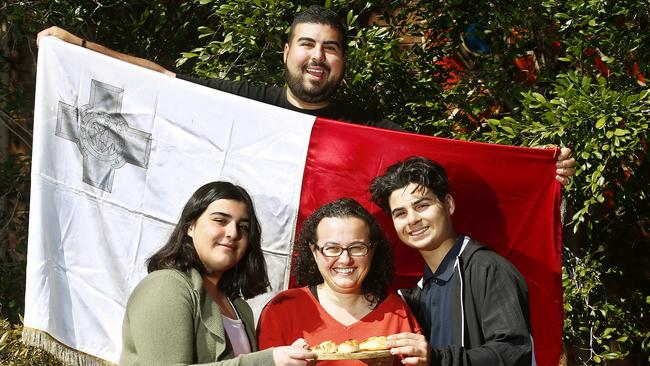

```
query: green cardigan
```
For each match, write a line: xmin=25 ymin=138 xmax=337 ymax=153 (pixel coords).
xmin=120 ymin=268 xmax=275 ymax=365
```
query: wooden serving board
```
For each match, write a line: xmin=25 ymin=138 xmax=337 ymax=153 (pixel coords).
xmin=314 ymin=350 xmax=392 ymax=360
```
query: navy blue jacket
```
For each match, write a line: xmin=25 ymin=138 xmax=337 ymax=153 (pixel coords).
xmin=401 ymin=237 xmax=534 ymax=366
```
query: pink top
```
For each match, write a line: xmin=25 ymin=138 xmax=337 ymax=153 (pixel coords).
xmin=222 ymin=299 xmax=251 ymax=356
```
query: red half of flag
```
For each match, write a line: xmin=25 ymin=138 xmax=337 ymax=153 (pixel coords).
xmin=294 ymin=117 xmax=563 ymax=366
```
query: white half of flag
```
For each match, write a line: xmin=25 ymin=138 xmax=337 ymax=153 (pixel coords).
xmin=26 ymin=37 xmax=315 ymax=363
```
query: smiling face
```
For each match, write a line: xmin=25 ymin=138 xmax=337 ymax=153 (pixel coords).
xmin=388 ymin=183 xmax=457 ymax=252
xmin=283 ymin=22 xmax=345 ymax=107
xmin=312 ymin=216 xmax=373 ymax=294
xmin=188 ymin=199 xmax=250 ymax=278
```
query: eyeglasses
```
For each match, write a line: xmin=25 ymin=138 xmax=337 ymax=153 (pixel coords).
xmin=315 ymin=243 xmax=373 ymax=257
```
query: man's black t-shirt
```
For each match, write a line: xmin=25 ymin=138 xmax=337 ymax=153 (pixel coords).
xmin=177 ymin=75 xmax=404 ymax=131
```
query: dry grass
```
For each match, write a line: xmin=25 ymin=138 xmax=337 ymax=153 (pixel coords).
xmin=0 ymin=317 xmax=65 ymax=366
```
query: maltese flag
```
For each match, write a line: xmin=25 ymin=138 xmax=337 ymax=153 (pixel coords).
xmin=25 ymin=37 xmax=562 ymax=366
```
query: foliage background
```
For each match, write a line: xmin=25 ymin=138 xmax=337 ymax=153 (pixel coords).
xmin=1 ymin=0 xmax=648 ymax=365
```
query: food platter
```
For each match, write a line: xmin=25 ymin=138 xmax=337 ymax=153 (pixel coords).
xmin=314 ymin=350 xmax=392 ymax=360
xmin=310 ymin=337 xmax=392 ymax=361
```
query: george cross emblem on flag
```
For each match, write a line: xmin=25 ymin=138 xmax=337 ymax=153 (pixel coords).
xmin=55 ymin=79 xmax=152 ymax=192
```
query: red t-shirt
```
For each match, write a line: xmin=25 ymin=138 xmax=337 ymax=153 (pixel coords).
xmin=257 ymin=287 xmax=421 ymax=365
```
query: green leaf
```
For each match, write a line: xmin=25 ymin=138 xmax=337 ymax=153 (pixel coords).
xmin=595 ymin=117 xmax=606 ymax=129
xmin=594 ymin=355 xmax=602 ymax=363
xmin=175 ymin=58 xmax=188 ymax=67
xmin=604 ymin=352 xmax=622 ymax=360
xmin=532 ymin=92 xmax=547 ymax=103
xmin=601 ymin=55 xmax=614 ymax=63
xmin=197 ymin=26 xmax=213 ymax=34
xmin=614 ymin=129 xmax=628 ymax=136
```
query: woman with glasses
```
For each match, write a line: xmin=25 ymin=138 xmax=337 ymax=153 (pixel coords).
xmin=257 ymin=198 xmax=421 ymax=365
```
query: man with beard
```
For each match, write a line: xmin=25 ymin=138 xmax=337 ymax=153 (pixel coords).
xmin=174 ymin=6 xmax=399 ymax=129
xmin=37 ymin=6 xmax=577 ymax=183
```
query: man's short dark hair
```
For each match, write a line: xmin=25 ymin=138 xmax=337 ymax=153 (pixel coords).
xmin=288 ymin=5 xmax=347 ymax=52
xmin=370 ymin=156 xmax=450 ymax=214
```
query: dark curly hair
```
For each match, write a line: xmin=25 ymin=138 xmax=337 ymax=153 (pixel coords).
xmin=288 ymin=5 xmax=347 ymax=53
xmin=293 ymin=198 xmax=393 ymax=306
xmin=147 ymin=181 xmax=269 ymax=299
xmin=370 ymin=156 xmax=449 ymax=215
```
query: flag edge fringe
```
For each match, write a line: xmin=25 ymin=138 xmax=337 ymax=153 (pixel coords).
xmin=21 ymin=327 xmax=116 ymax=366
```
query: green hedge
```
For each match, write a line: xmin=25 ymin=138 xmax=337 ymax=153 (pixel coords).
xmin=1 ymin=0 xmax=648 ymax=364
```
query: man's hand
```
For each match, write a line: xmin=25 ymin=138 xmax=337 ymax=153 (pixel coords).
xmin=36 ymin=26 xmax=175 ymax=76
xmin=37 ymin=26 xmax=81 ymax=47
xmin=555 ymin=147 xmax=576 ymax=186
xmin=387 ymin=332 xmax=429 ymax=365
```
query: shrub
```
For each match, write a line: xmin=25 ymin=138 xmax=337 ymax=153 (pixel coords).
xmin=1 ymin=0 xmax=648 ymax=364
